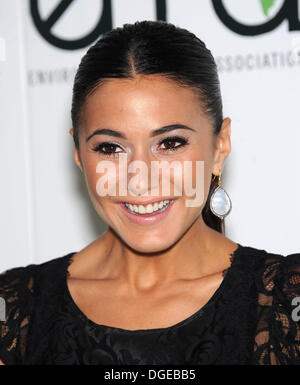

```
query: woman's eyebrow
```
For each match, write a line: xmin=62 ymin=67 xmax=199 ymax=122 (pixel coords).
xmin=86 ymin=124 xmax=195 ymax=142
xmin=150 ymin=124 xmax=196 ymax=137
xmin=86 ymin=129 xmax=124 ymax=142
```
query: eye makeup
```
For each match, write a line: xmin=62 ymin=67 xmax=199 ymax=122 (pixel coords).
xmin=92 ymin=142 xmax=125 ymax=157
xmin=91 ymin=135 xmax=190 ymax=158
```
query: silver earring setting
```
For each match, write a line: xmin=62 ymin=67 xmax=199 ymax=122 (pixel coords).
xmin=210 ymin=172 xmax=232 ymax=219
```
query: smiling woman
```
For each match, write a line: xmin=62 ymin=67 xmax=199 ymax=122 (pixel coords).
xmin=0 ymin=20 xmax=300 ymax=366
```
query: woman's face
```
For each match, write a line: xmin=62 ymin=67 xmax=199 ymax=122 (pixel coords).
xmin=71 ymin=75 xmax=231 ymax=253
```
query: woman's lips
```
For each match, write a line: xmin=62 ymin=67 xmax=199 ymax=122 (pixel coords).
xmin=119 ymin=199 xmax=176 ymax=226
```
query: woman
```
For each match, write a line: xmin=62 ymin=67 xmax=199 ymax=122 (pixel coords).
xmin=0 ymin=20 xmax=299 ymax=365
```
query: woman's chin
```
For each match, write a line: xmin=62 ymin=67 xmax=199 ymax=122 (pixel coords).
xmin=124 ymin=237 xmax=176 ymax=255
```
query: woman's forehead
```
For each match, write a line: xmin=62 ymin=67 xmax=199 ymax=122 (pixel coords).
xmin=81 ymin=75 xmax=208 ymax=132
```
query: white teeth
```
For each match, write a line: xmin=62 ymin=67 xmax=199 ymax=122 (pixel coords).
xmin=124 ymin=200 xmax=170 ymax=214
xmin=145 ymin=204 xmax=153 ymax=214
xmin=138 ymin=205 xmax=146 ymax=214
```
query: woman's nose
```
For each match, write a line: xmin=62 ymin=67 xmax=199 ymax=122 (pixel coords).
xmin=127 ymin=146 xmax=156 ymax=197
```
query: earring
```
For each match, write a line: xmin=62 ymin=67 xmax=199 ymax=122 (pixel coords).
xmin=210 ymin=171 xmax=232 ymax=219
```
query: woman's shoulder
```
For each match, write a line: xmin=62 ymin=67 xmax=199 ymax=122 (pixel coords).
xmin=235 ymin=243 xmax=300 ymax=364
xmin=234 ymin=243 xmax=300 ymax=280
xmin=235 ymin=243 xmax=300 ymax=303
xmin=0 ymin=252 xmax=76 ymax=314
xmin=0 ymin=252 xmax=75 ymax=365
xmin=0 ymin=252 xmax=75 ymax=298
xmin=0 ymin=251 xmax=75 ymax=281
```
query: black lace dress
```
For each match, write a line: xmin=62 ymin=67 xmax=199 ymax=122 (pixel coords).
xmin=0 ymin=243 xmax=299 ymax=365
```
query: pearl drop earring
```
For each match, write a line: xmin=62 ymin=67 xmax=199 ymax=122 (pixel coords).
xmin=210 ymin=171 xmax=232 ymax=219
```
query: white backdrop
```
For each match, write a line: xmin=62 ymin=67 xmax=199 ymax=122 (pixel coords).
xmin=1 ymin=0 xmax=300 ymax=272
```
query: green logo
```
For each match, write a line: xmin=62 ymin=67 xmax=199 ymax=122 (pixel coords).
xmin=260 ymin=0 xmax=277 ymax=17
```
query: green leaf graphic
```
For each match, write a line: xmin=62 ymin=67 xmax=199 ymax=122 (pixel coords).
xmin=260 ymin=0 xmax=276 ymax=17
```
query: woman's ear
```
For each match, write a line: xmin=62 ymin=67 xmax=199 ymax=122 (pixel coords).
xmin=69 ymin=128 xmax=83 ymax=172
xmin=212 ymin=117 xmax=231 ymax=175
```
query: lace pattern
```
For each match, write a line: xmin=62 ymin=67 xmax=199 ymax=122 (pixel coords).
xmin=0 ymin=246 xmax=299 ymax=365
xmin=0 ymin=266 xmax=35 ymax=364
xmin=252 ymin=253 xmax=300 ymax=364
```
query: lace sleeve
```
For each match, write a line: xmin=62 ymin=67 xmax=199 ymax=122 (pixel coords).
xmin=0 ymin=265 xmax=35 ymax=365
xmin=253 ymin=252 xmax=300 ymax=364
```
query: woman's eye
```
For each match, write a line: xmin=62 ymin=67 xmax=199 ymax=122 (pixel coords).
xmin=92 ymin=142 xmax=124 ymax=156
xmin=159 ymin=136 xmax=188 ymax=151
xmin=92 ymin=137 xmax=188 ymax=156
